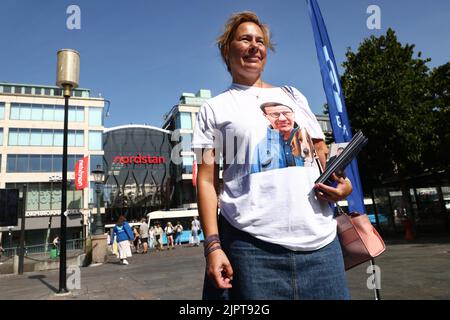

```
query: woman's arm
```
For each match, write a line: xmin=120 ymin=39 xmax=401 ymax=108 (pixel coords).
xmin=197 ymin=148 xmax=233 ymax=289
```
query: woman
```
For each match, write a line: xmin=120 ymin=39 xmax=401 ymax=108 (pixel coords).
xmin=154 ymin=222 xmax=164 ymax=251
xmin=192 ymin=11 xmax=353 ymax=300
xmin=165 ymin=222 xmax=175 ymax=250
xmin=109 ymin=215 xmax=134 ymax=265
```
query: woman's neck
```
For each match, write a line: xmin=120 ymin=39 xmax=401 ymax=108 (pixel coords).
xmin=232 ymin=74 xmax=269 ymax=88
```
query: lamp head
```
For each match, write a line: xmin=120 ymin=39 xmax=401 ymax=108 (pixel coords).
xmin=56 ymin=49 xmax=80 ymax=97
xmin=92 ymin=165 xmax=105 ymax=183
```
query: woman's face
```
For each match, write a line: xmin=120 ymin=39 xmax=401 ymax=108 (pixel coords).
xmin=227 ymin=22 xmax=267 ymax=80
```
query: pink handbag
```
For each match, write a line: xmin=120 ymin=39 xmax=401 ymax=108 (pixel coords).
xmin=336 ymin=211 xmax=386 ymax=270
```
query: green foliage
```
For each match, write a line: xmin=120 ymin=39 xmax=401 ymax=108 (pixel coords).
xmin=340 ymin=28 xmax=449 ymax=187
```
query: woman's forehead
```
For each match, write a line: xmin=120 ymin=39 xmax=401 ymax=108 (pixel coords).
xmin=235 ymin=22 xmax=264 ymax=37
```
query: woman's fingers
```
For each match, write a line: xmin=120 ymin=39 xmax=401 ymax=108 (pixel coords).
xmin=207 ymin=252 xmax=233 ymax=289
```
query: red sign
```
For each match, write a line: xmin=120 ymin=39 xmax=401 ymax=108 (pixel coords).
xmin=75 ymin=156 xmax=89 ymax=190
xmin=192 ymin=159 xmax=197 ymax=187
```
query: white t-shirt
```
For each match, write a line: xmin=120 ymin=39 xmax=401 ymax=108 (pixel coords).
xmin=192 ymin=84 xmax=336 ymax=251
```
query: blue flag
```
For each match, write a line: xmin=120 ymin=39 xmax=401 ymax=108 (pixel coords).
xmin=306 ymin=0 xmax=366 ymax=213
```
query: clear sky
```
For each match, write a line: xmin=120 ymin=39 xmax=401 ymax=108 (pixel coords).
xmin=1 ymin=0 xmax=448 ymax=128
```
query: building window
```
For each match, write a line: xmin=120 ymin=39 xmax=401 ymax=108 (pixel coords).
xmin=24 ymin=87 xmax=32 ymax=94
xmin=31 ymin=104 xmax=43 ymax=120
xmin=14 ymin=86 xmax=22 ymax=94
xmin=3 ymin=86 xmax=11 ymax=93
xmin=176 ymin=112 xmax=192 ymax=129
xmin=182 ymin=156 xmax=194 ymax=174
xmin=6 ymin=182 xmax=83 ymax=211
xmin=181 ymin=134 xmax=193 ymax=152
xmin=44 ymin=88 xmax=51 ymax=96
xmin=8 ymin=128 xmax=82 ymax=147
xmin=0 ymin=102 xmax=4 ymax=119
xmin=89 ymin=108 xmax=103 ymax=126
xmin=0 ymin=129 xmax=3 ymax=145
xmin=10 ymin=103 xmax=20 ymax=120
xmin=89 ymin=131 xmax=103 ymax=150
xmin=68 ymin=106 xmax=84 ymax=122
xmin=6 ymin=154 xmax=83 ymax=172
xmin=90 ymin=155 xmax=104 ymax=172
xmin=35 ymin=88 xmax=42 ymax=95
xmin=9 ymin=103 xmax=83 ymax=122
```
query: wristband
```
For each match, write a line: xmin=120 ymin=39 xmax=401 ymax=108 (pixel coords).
xmin=203 ymin=234 xmax=221 ymax=249
xmin=204 ymin=244 xmax=222 ymax=257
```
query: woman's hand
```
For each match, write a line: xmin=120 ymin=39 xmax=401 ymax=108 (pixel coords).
xmin=314 ymin=173 xmax=352 ymax=203
xmin=206 ymin=248 xmax=233 ymax=289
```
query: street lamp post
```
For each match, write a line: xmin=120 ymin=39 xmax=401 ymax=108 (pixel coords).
xmin=56 ymin=48 xmax=80 ymax=294
xmin=90 ymin=166 xmax=108 ymax=264
xmin=92 ymin=165 xmax=105 ymax=235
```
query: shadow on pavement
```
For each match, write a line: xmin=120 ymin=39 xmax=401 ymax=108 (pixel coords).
xmin=28 ymin=275 xmax=58 ymax=293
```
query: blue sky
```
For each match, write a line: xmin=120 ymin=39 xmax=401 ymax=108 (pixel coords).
xmin=1 ymin=0 xmax=448 ymax=128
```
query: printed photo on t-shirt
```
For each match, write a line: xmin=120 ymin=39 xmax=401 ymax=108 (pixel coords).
xmin=250 ymin=101 xmax=317 ymax=174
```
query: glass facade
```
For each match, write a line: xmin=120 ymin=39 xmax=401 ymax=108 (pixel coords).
xmin=89 ymin=108 xmax=103 ymax=126
xmin=6 ymin=182 xmax=83 ymax=211
xmin=7 ymin=154 xmax=83 ymax=172
xmin=176 ymin=112 xmax=192 ymax=129
xmin=89 ymin=131 xmax=103 ymax=150
xmin=8 ymin=128 xmax=84 ymax=147
xmin=0 ymin=102 xmax=4 ymax=119
xmin=103 ymin=127 xmax=173 ymax=222
xmin=10 ymin=103 xmax=84 ymax=122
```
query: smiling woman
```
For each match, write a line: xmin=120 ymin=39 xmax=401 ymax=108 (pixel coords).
xmin=193 ymin=11 xmax=353 ymax=300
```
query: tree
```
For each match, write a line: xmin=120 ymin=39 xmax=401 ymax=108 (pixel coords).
xmin=423 ymin=62 xmax=450 ymax=169
xmin=340 ymin=28 xmax=439 ymax=188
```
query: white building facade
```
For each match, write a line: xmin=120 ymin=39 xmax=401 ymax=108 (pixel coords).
xmin=0 ymin=82 xmax=105 ymax=246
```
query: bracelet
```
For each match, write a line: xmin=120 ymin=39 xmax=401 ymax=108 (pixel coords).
xmin=203 ymin=234 xmax=221 ymax=249
xmin=204 ymin=239 xmax=221 ymax=250
xmin=204 ymin=244 xmax=222 ymax=257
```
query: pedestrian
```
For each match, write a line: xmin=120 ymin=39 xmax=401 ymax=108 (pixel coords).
xmin=165 ymin=222 xmax=175 ymax=250
xmin=154 ymin=222 xmax=164 ymax=251
xmin=149 ymin=226 xmax=155 ymax=250
xmin=109 ymin=215 xmax=134 ymax=265
xmin=192 ymin=11 xmax=353 ymax=300
xmin=174 ymin=221 xmax=184 ymax=246
xmin=52 ymin=236 xmax=59 ymax=254
xmin=190 ymin=217 xmax=201 ymax=247
xmin=139 ymin=218 xmax=149 ymax=254
xmin=132 ymin=226 xmax=140 ymax=253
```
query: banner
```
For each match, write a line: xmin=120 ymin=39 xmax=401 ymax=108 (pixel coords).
xmin=306 ymin=0 xmax=366 ymax=213
xmin=192 ymin=159 xmax=197 ymax=188
xmin=75 ymin=156 xmax=89 ymax=190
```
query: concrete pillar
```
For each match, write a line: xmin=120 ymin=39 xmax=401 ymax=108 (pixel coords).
xmin=13 ymin=255 xmax=19 ymax=275
xmin=91 ymin=235 xmax=108 ymax=264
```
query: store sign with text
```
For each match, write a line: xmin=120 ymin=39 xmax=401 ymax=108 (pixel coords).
xmin=75 ymin=156 xmax=89 ymax=190
xmin=113 ymin=154 xmax=166 ymax=165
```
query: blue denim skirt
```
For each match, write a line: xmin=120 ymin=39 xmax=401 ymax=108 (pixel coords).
xmin=203 ymin=215 xmax=350 ymax=300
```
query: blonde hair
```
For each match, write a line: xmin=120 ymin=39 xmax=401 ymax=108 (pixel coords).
xmin=217 ymin=11 xmax=275 ymax=72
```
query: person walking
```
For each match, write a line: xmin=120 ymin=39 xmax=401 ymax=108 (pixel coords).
xmin=139 ymin=218 xmax=150 ymax=254
xmin=174 ymin=221 xmax=184 ymax=246
xmin=149 ymin=226 xmax=155 ymax=250
xmin=192 ymin=11 xmax=352 ymax=300
xmin=109 ymin=215 xmax=134 ymax=265
xmin=191 ymin=217 xmax=201 ymax=247
xmin=154 ymin=222 xmax=164 ymax=251
xmin=165 ymin=222 xmax=175 ymax=250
